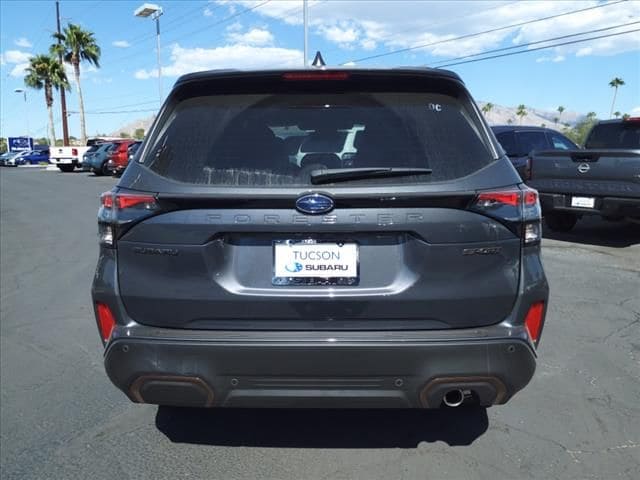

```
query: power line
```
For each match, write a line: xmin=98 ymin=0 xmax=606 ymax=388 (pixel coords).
xmin=89 ymin=100 xmax=160 ymax=112
xmin=436 ymin=28 xmax=639 ymax=68
xmin=321 ymin=0 xmax=520 ymax=58
xmin=79 ymin=109 xmax=158 ymax=115
xmin=428 ymin=20 xmax=640 ymax=67
xmin=340 ymin=0 xmax=628 ymax=65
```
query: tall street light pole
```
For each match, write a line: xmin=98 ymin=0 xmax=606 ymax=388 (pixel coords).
xmin=14 ymin=88 xmax=29 ymax=139
xmin=134 ymin=3 xmax=164 ymax=106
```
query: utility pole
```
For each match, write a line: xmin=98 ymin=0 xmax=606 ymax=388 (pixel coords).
xmin=56 ymin=0 xmax=70 ymax=146
xmin=303 ymin=0 xmax=308 ymax=67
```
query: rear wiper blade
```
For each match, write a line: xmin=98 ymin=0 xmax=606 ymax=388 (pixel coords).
xmin=310 ymin=167 xmax=432 ymax=185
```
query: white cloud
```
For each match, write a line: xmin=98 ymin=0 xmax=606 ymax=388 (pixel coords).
xmin=112 ymin=40 xmax=131 ymax=48
xmin=226 ymin=27 xmax=274 ymax=46
xmin=235 ymin=0 xmax=640 ymax=63
xmin=1 ymin=50 xmax=32 ymax=76
xmin=536 ymin=54 xmax=566 ymax=63
xmin=631 ymin=106 xmax=640 ymax=115
xmin=318 ymin=24 xmax=359 ymax=44
xmin=226 ymin=22 xmax=243 ymax=32
xmin=135 ymin=42 xmax=303 ymax=79
xmin=14 ymin=37 xmax=32 ymax=48
xmin=1 ymin=49 xmax=32 ymax=64
xmin=10 ymin=62 xmax=29 ymax=77
xmin=204 ymin=6 xmax=215 ymax=16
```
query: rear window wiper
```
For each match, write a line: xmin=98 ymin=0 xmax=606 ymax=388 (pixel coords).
xmin=310 ymin=167 xmax=432 ymax=185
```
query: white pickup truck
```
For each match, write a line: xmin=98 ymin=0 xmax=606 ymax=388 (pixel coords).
xmin=49 ymin=145 xmax=91 ymax=172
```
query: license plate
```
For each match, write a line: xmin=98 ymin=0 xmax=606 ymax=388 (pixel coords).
xmin=273 ymin=240 xmax=359 ymax=286
xmin=571 ymin=196 xmax=595 ymax=208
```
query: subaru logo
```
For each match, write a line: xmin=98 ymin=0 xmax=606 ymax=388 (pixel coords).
xmin=577 ymin=163 xmax=590 ymax=174
xmin=296 ymin=193 xmax=334 ymax=215
xmin=285 ymin=262 xmax=304 ymax=273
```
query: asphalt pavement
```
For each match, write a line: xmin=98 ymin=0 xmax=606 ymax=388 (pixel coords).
xmin=1 ymin=167 xmax=639 ymax=479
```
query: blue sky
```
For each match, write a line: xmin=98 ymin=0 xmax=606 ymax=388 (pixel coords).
xmin=1 ymin=0 xmax=639 ymax=140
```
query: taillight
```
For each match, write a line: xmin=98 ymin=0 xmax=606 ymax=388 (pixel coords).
xmin=72 ymin=148 xmax=78 ymax=156
xmin=101 ymin=192 xmax=156 ymax=210
xmin=476 ymin=191 xmax=520 ymax=207
xmin=524 ymin=301 xmax=545 ymax=345
xmin=95 ymin=302 xmax=116 ymax=343
xmin=471 ymin=186 xmax=542 ymax=245
xmin=282 ymin=71 xmax=350 ymax=81
xmin=99 ymin=191 xmax=158 ymax=247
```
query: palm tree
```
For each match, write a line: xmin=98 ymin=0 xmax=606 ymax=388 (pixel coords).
xmin=557 ymin=106 xmax=565 ymax=124
xmin=481 ymin=102 xmax=494 ymax=119
xmin=613 ymin=111 xmax=621 ymax=118
xmin=51 ymin=23 xmax=101 ymax=145
xmin=516 ymin=104 xmax=527 ymax=125
xmin=608 ymin=77 xmax=625 ymax=118
xmin=24 ymin=55 xmax=69 ymax=147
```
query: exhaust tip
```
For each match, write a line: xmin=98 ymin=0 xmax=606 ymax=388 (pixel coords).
xmin=443 ymin=389 xmax=465 ymax=407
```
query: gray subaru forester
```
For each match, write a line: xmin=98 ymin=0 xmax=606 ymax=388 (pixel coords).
xmin=91 ymin=68 xmax=549 ymax=409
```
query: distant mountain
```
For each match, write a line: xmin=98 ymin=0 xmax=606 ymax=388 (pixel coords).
xmin=477 ymin=102 xmax=584 ymax=129
xmin=109 ymin=115 xmax=155 ymax=138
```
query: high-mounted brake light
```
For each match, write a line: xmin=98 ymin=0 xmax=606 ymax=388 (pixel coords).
xmin=95 ymin=302 xmax=116 ymax=343
xmin=524 ymin=301 xmax=545 ymax=345
xmin=282 ymin=72 xmax=350 ymax=81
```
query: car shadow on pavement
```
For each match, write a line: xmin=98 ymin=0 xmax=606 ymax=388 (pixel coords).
xmin=543 ymin=217 xmax=640 ymax=248
xmin=155 ymin=406 xmax=488 ymax=448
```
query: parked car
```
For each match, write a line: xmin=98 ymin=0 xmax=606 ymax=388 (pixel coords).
xmin=0 ymin=150 xmax=35 ymax=166
xmin=106 ymin=140 xmax=136 ymax=175
xmin=528 ymin=117 xmax=640 ymax=231
xmin=85 ymin=143 xmax=117 ymax=176
xmin=92 ymin=67 xmax=548 ymax=410
xmin=17 ymin=149 xmax=50 ymax=165
xmin=491 ymin=125 xmax=578 ymax=180
xmin=0 ymin=151 xmax=22 ymax=166
xmin=127 ymin=141 xmax=143 ymax=163
xmin=81 ymin=145 xmax=102 ymax=169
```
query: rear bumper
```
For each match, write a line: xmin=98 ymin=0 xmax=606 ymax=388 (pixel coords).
xmin=50 ymin=157 xmax=78 ymax=164
xmin=104 ymin=324 xmax=536 ymax=409
xmin=94 ymin=237 xmax=548 ymax=409
xmin=540 ymin=192 xmax=640 ymax=218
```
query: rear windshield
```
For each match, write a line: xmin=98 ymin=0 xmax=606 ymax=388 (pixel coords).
xmin=585 ymin=122 xmax=640 ymax=149
xmin=142 ymin=91 xmax=495 ymax=186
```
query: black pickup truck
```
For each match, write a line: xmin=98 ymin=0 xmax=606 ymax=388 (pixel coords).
xmin=528 ymin=118 xmax=640 ymax=231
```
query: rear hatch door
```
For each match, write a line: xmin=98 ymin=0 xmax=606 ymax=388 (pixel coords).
xmin=114 ymin=70 xmax=523 ymax=330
